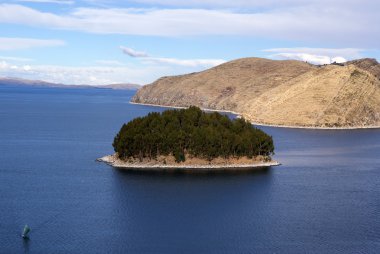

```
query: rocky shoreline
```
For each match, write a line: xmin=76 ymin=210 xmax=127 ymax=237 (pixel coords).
xmin=130 ymin=102 xmax=380 ymax=130
xmin=97 ymin=154 xmax=280 ymax=172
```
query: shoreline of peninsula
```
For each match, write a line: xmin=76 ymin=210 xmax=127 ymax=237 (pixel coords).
xmin=130 ymin=102 xmax=380 ymax=130
xmin=97 ymin=154 xmax=280 ymax=172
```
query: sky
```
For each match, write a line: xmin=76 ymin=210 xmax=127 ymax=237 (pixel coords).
xmin=0 ymin=0 xmax=379 ymax=85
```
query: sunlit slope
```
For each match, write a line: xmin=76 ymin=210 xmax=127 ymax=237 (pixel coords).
xmin=132 ymin=58 xmax=380 ymax=128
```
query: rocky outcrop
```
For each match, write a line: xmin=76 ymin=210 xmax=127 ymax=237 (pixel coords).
xmin=347 ymin=58 xmax=380 ymax=80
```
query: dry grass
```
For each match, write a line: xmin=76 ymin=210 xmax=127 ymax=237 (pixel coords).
xmin=132 ymin=58 xmax=380 ymax=128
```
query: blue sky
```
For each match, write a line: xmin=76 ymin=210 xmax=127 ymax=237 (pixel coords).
xmin=0 ymin=0 xmax=379 ymax=85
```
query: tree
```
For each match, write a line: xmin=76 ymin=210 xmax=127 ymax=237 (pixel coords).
xmin=112 ymin=106 xmax=274 ymax=162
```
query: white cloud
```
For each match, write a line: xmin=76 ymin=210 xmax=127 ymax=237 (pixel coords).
xmin=270 ymin=53 xmax=346 ymax=65
xmin=14 ymin=0 xmax=74 ymax=4
xmin=84 ymin=0 xmax=376 ymax=10
xmin=142 ymin=57 xmax=226 ymax=67
xmin=94 ymin=60 xmax=125 ymax=66
xmin=263 ymin=48 xmax=364 ymax=60
xmin=263 ymin=47 xmax=366 ymax=64
xmin=23 ymin=65 xmax=156 ymax=85
xmin=0 ymin=37 xmax=65 ymax=50
xmin=0 ymin=60 xmax=32 ymax=72
xmin=331 ymin=57 xmax=347 ymax=64
xmin=0 ymin=55 xmax=33 ymax=62
xmin=0 ymin=61 xmax=9 ymax=70
xmin=23 ymin=65 xmax=32 ymax=71
xmin=0 ymin=44 xmax=225 ymax=85
xmin=125 ymin=0 xmax=277 ymax=8
xmin=0 ymin=4 xmax=378 ymax=46
xmin=120 ymin=46 xmax=149 ymax=57
xmin=0 ymin=60 xmax=211 ymax=85
xmin=120 ymin=46 xmax=226 ymax=67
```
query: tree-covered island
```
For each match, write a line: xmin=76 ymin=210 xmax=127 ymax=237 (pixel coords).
xmin=98 ymin=106 xmax=278 ymax=170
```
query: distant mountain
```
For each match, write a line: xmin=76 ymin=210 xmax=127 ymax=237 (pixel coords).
xmin=0 ymin=77 xmax=70 ymax=88
xmin=0 ymin=77 xmax=140 ymax=90
xmin=132 ymin=57 xmax=380 ymax=128
xmin=96 ymin=83 xmax=141 ymax=90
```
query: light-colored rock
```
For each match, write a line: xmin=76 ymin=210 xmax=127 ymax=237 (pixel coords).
xmin=97 ymin=154 xmax=280 ymax=172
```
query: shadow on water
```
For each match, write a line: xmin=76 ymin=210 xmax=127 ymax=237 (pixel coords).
xmin=112 ymin=166 xmax=272 ymax=177
xmin=22 ymin=237 xmax=30 ymax=254
xmin=105 ymin=165 xmax=276 ymax=253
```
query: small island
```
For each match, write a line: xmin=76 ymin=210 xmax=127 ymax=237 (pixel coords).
xmin=98 ymin=106 xmax=279 ymax=172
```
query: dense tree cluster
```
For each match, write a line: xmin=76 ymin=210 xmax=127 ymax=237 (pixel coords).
xmin=113 ymin=106 xmax=274 ymax=162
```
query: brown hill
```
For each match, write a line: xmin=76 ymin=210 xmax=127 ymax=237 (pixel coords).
xmin=132 ymin=57 xmax=380 ymax=128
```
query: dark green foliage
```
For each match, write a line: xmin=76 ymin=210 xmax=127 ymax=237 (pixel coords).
xmin=113 ymin=106 xmax=274 ymax=162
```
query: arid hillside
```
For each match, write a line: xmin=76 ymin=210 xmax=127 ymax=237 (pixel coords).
xmin=132 ymin=58 xmax=380 ymax=128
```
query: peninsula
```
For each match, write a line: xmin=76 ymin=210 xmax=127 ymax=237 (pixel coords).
xmin=132 ymin=57 xmax=380 ymax=129
xmin=98 ymin=106 xmax=279 ymax=171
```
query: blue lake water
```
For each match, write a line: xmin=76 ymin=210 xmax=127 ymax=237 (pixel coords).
xmin=0 ymin=85 xmax=379 ymax=253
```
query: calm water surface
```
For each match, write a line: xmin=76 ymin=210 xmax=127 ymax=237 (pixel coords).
xmin=0 ymin=86 xmax=379 ymax=253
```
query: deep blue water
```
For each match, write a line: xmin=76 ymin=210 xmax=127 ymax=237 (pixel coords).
xmin=0 ymin=85 xmax=379 ymax=254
